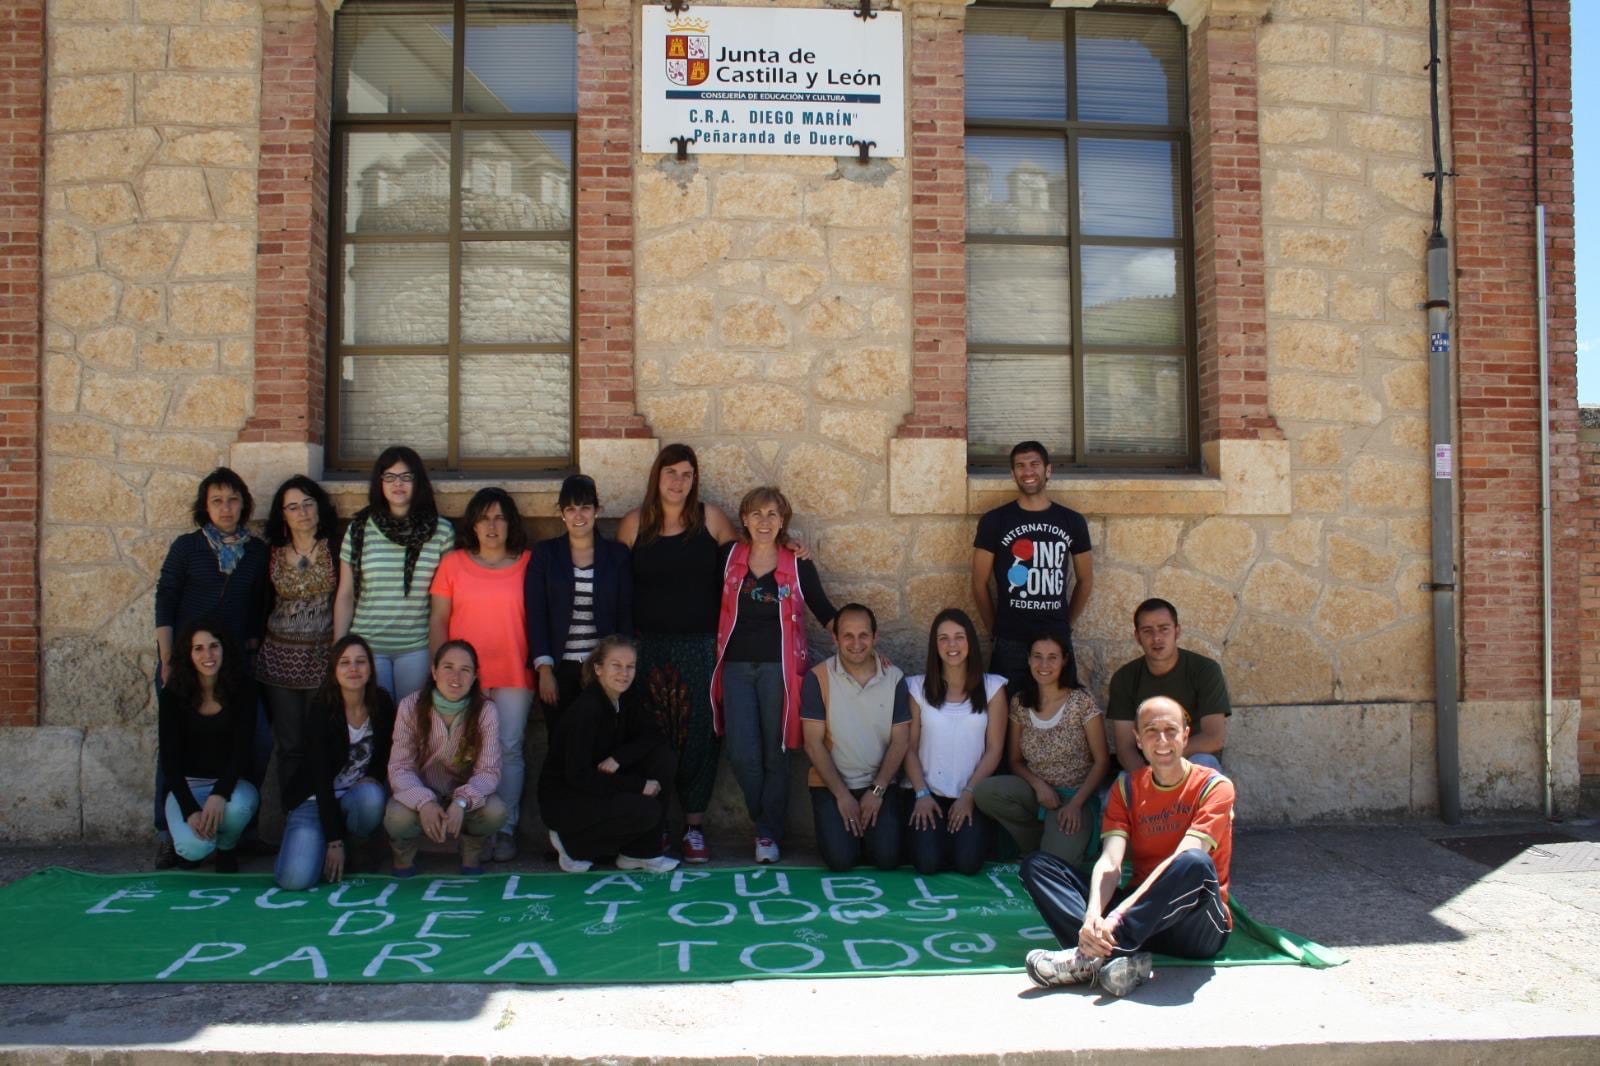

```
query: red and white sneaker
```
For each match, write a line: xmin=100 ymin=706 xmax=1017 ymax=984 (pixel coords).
xmin=682 ymin=826 xmax=710 ymax=864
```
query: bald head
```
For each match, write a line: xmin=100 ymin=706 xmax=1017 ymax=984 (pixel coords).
xmin=1135 ymin=696 xmax=1189 ymax=731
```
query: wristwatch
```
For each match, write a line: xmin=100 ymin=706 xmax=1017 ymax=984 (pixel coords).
xmin=870 ymin=784 xmax=887 ymax=798
xmin=454 ymin=797 xmax=468 ymax=810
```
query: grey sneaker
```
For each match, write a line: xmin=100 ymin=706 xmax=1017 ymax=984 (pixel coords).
xmin=616 ymin=853 xmax=680 ymax=873
xmin=490 ymin=831 xmax=517 ymax=863
xmin=754 ymin=837 xmax=780 ymax=864
xmin=1025 ymin=948 xmax=1102 ymax=988
xmin=1097 ymin=952 xmax=1154 ymax=997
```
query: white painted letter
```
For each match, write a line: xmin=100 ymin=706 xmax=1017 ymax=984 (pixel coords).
xmin=156 ymin=942 xmax=246 ymax=980
xmin=828 ymin=901 xmax=889 ymax=925
xmin=734 ymin=870 xmax=790 ymax=897
xmin=668 ymin=869 xmax=711 ymax=893
xmin=844 ymin=939 xmax=919 ymax=971
xmin=667 ymin=900 xmax=738 ymax=927
xmin=87 ymin=887 xmax=160 ymax=915
xmin=484 ymin=941 xmax=558 ymax=977
xmin=661 ymin=940 xmax=717 ymax=973
xmin=739 ymin=942 xmax=825 ymax=974
xmin=421 ymin=878 xmax=473 ymax=903
xmin=171 ymin=887 xmax=240 ymax=911
xmin=363 ymin=941 xmax=442 ymax=977
xmin=749 ymin=898 xmax=820 ymax=926
xmin=584 ymin=899 xmax=639 ymax=925
xmin=250 ymin=945 xmax=329 ymax=979
xmin=418 ymin=909 xmax=482 ymax=939
xmin=584 ymin=873 xmax=643 ymax=895
xmin=922 ymin=931 xmax=996 ymax=965
xmin=329 ymin=908 xmax=395 ymax=937
xmin=501 ymin=875 xmax=553 ymax=901
xmin=254 ymin=888 xmax=307 ymax=910
xmin=821 ymin=875 xmax=881 ymax=902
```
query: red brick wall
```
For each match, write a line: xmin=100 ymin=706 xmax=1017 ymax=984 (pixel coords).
xmin=244 ymin=1 xmax=332 ymax=446
xmin=896 ymin=0 xmax=965 ymax=440
xmin=1449 ymin=0 xmax=1580 ymax=703
xmin=1580 ymin=421 xmax=1599 ymax=778
xmin=575 ymin=0 xmax=648 ymax=440
xmin=0 ymin=1 xmax=43 ymax=726
xmin=1187 ymin=11 xmax=1278 ymax=447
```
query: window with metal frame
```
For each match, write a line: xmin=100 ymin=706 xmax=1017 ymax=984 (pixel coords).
xmin=329 ymin=0 xmax=577 ymax=472
xmin=965 ymin=4 xmax=1197 ymax=469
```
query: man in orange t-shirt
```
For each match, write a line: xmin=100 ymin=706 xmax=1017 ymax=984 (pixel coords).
xmin=1018 ymin=696 xmax=1234 ymax=997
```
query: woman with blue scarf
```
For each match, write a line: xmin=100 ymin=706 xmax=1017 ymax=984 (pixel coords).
xmin=152 ymin=467 xmax=269 ymax=868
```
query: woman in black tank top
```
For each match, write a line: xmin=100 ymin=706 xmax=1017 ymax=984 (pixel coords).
xmin=616 ymin=444 xmax=738 ymax=863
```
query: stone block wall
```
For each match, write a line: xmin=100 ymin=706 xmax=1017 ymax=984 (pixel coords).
xmin=40 ymin=0 xmax=263 ymax=739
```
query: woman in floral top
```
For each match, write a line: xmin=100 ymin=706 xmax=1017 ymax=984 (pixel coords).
xmin=974 ymin=632 xmax=1110 ymax=867
xmin=257 ymin=476 xmax=340 ymax=775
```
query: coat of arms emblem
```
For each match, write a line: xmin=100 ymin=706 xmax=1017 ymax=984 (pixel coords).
xmin=666 ymin=16 xmax=711 ymax=87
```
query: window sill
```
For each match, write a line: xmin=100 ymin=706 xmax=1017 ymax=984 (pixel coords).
xmin=889 ymin=438 xmax=1290 ymax=517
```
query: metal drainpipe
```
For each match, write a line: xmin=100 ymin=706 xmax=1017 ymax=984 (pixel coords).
xmin=1536 ymin=204 xmax=1553 ymax=819
xmin=1425 ymin=0 xmax=1460 ymax=825
xmin=1427 ymin=234 xmax=1460 ymax=826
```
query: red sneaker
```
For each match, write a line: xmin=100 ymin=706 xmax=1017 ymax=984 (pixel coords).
xmin=681 ymin=826 xmax=710 ymax=864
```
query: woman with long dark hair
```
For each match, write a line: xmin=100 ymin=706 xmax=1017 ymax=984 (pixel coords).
xmin=258 ymin=475 xmax=340 ymax=778
xmin=615 ymin=443 xmax=736 ymax=863
xmin=710 ymin=486 xmax=837 ymax=865
xmin=974 ymin=632 xmax=1109 ymax=867
xmin=902 ymin=608 xmax=1007 ymax=875
xmin=538 ymin=635 xmax=678 ymax=874
xmin=383 ymin=639 xmax=505 ymax=875
xmin=334 ymin=446 xmax=456 ymax=702
xmin=430 ymin=486 xmax=532 ymax=862
xmin=159 ymin=618 xmax=260 ymax=871
xmin=273 ymin=635 xmax=395 ymax=890
xmin=151 ymin=467 xmax=269 ymax=867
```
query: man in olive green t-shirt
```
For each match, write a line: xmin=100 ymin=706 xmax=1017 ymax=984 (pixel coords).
xmin=1105 ymin=598 xmax=1231 ymax=773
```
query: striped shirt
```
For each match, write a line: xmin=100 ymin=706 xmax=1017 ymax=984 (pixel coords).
xmin=341 ymin=517 xmax=456 ymax=656
xmin=562 ymin=565 xmax=599 ymax=662
xmin=387 ymin=691 xmax=503 ymax=812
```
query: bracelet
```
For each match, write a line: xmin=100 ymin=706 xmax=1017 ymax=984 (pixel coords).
xmin=914 ymin=788 xmax=932 ymax=799
xmin=960 ymin=787 xmax=974 ymax=796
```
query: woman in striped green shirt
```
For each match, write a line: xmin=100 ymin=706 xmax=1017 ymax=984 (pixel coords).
xmin=333 ymin=446 xmax=456 ymax=703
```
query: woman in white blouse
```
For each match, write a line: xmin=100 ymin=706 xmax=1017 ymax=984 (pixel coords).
xmin=902 ymin=608 xmax=1008 ymax=874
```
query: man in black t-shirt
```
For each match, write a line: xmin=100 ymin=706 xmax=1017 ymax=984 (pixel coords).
xmin=971 ymin=440 xmax=1094 ymax=689
xmin=1105 ymin=597 xmax=1231 ymax=773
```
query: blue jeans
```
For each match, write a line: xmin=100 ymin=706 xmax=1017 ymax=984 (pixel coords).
xmin=165 ymin=778 xmax=259 ymax=861
xmin=373 ymin=647 xmax=432 ymax=704
xmin=811 ymin=786 xmax=904 ymax=872
xmin=489 ymin=687 xmax=534 ymax=833
xmin=1020 ymin=848 xmax=1230 ymax=960
xmin=720 ymin=660 xmax=790 ymax=843
xmin=273 ymin=780 xmax=388 ymax=891
xmin=908 ymin=795 xmax=991 ymax=875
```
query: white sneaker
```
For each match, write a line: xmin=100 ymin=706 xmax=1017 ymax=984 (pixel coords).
xmin=548 ymin=830 xmax=592 ymax=873
xmin=1025 ymin=948 xmax=1103 ymax=988
xmin=754 ymin=837 xmax=780 ymax=864
xmin=616 ymin=853 xmax=679 ymax=873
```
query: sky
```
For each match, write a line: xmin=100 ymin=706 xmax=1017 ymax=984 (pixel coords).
xmin=1576 ymin=5 xmax=1596 ymax=403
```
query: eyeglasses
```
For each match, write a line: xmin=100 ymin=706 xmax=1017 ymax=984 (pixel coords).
xmin=282 ymin=500 xmax=316 ymax=513
xmin=381 ymin=472 xmax=415 ymax=485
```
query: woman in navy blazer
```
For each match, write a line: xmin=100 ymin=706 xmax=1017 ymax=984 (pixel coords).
xmin=525 ymin=474 xmax=633 ymax=740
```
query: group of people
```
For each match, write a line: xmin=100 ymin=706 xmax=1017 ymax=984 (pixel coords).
xmin=151 ymin=438 xmax=1238 ymax=997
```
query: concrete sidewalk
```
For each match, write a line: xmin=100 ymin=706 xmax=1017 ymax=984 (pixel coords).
xmin=1 ymin=818 xmax=1598 ymax=1064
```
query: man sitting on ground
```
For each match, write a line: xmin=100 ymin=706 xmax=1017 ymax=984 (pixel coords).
xmin=1106 ymin=598 xmax=1230 ymax=773
xmin=801 ymin=603 xmax=911 ymax=872
xmin=1019 ymin=696 xmax=1234 ymax=997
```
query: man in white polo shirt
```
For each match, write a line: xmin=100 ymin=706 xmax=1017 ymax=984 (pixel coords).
xmin=801 ymin=603 xmax=912 ymax=872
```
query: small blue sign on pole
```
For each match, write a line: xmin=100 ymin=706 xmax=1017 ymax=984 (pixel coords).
xmin=1430 ymin=331 xmax=1449 ymax=353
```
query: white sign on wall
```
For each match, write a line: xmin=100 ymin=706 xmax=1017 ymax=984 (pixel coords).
xmin=641 ymin=6 xmax=905 ymax=157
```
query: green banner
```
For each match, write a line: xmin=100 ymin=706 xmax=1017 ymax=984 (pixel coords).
xmin=0 ymin=865 xmax=1341 ymax=985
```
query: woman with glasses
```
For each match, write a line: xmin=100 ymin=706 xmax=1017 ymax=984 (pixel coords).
xmin=257 ymin=475 xmax=340 ymax=780
xmin=334 ymin=446 xmax=456 ymax=703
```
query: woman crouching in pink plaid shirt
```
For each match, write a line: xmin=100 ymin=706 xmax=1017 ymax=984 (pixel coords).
xmin=384 ymin=640 xmax=506 ymax=875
